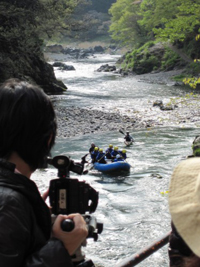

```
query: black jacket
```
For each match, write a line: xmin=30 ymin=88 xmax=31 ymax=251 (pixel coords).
xmin=168 ymin=222 xmax=193 ymax=266
xmin=0 ymin=159 xmax=73 ymax=267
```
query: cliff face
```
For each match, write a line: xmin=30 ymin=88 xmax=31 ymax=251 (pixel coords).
xmin=0 ymin=1 xmax=67 ymax=94
xmin=0 ymin=45 xmax=67 ymax=94
xmin=0 ymin=0 xmax=116 ymax=93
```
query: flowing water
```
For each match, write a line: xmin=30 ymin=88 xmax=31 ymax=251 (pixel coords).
xmin=33 ymin=54 xmax=200 ymax=267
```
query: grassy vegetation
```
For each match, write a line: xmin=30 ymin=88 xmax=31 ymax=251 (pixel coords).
xmin=120 ymin=41 xmax=190 ymax=74
xmin=172 ymin=74 xmax=188 ymax=81
xmin=161 ymin=47 xmax=182 ymax=71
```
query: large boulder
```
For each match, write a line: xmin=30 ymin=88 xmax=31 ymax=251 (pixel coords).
xmin=0 ymin=52 xmax=67 ymax=94
xmin=153 ymin=100 xmax=178 ymax=111
xmin=97 ymin=64 xmax=116 ymax=72
xmin=52 ymin=62 xmax=75 ymax=71
xmin=93 ymin=45 xmax=105 ymax=53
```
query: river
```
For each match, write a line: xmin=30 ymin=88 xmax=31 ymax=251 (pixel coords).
xmin=33 ymin=53 xmax=200 ymax=267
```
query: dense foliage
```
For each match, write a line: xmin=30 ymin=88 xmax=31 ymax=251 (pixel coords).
xmin=0 ymin=0 xmax=82 ymax=54
xmin=61 ymin=0 xmax=116 ymax=41
xmin=0 ymin=0 xmax=82 ymax=89
xmin=109 ymin=0 xmax=148 ymax=47
xmin=109 ymin=0 xmax=200 ymax=84
xmin=109 ymin=0 xmax=200 ymax=52
xmin=77 ymin=0 xmax=116 ymax=13
xmin=0 ymin=0 xmax=117 ymax=90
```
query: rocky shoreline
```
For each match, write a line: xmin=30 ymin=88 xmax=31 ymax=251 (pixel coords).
xmin=53 ymin=69 xmax=200 ymax=139
xmin=45 ymin=50 xmax=200 ymax=138
xmin=54 ymin=105 xmax=137 ymax=138
xmin=136 ymin=69 xmax=185 ymax=86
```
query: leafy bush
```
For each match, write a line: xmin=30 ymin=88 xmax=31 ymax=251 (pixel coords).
xmin=161 ymin=48 xmax=181 ymax=70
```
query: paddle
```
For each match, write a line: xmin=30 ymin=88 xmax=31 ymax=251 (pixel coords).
xmin=116 ymin=231 xmax=171 ymax=267
xmin=119 ymin=129 xmax=125 ymax=135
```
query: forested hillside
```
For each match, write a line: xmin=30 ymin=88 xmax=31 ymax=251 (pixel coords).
xmin=0 ymin=0 xmax=116 ymax=92
xmin=0 ymin=0 xmax=79 ymax=93
xmin=59 ymin=0 xmax=116 ymax=41
xmin=2 ymin=0 xmax=200 ymax=91
xmin=109 ymin=0 xmax=200 ymax=86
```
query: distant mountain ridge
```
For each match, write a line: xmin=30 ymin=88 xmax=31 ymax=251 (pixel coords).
xmin=62 ymin=0 xmax=116 ymax=41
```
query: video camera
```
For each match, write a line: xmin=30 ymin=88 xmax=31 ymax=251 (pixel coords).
xmin=47 ymin=155 xmax=103 ymax=266
xmin=48 ymin=155 xmax=99 ymax=215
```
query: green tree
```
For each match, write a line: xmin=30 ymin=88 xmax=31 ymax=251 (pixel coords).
xmin=138 ymin=0 xmax=180 ymax=34
xmin=153 ymin=1 xmax=200 ymax=42
xmin=138 ymin=0 xmax=200 ymax=43
xmin=0 ymin=0 xmax=81 ymax=55
xmin=0 ymin=0 xmax=81 ymax=90
xmin=109 ymin=0 xmax=148 ymax=47
xmin=109 ymin=0 xmax=200 ymax=46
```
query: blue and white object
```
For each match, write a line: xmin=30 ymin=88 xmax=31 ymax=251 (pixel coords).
xmin=93 ymin=161 xmax=131 ymax=173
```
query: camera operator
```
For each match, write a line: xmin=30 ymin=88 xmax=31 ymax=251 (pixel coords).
xmin=0 ymin=78 xmax=88 ymax=267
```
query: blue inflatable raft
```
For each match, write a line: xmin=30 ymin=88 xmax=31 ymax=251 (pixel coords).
xmin=93 ymin=161 xmax=131 ymax=173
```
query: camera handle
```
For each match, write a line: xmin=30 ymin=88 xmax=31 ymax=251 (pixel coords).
xmin=61 ymin=219 xmax=74 ymax=231
xmin=61 ymin=215 xmax=103 ymax=241
xmin=61 ymin=218 xmax=95 ymax=267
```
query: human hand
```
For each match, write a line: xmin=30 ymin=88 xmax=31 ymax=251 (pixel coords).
xmin=52 ymin=213 xmax=88 ymax=255
xmin=42 ymin=188 xmax=49 ymax=201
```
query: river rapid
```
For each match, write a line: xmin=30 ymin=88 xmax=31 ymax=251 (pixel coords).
xmin=33 ymin=53 xmax=200 ymax=267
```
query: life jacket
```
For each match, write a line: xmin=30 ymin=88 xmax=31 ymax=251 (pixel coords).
xmin=96 ymin=152 xmax=106 ymax=164
xmin=106 ymin=148 xmax=113 ymax=159
xmin=91 ymin=151 xmax=98 ymax=159
xmin=111 ymin=150 xmax=119 ymax=157
xmin=119 ymin=151 xmax=127 ymax=159
xmin=125 ymin=135 xmax=132 ymax=141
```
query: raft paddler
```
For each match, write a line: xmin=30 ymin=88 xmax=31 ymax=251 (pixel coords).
xmin=111 ymin=146 xmax=119 ymax=159
xmin=119 ymin=149 xmax=127 ymax=160
xmin=124 ymin=131 xmax=134 ymax=142
xmin=91 ymin=146 xmax=99 ymax=163
xmin=105 ymin=144 xmax=113 ymax=159
xmin=96 ymin=148 xmax=106 ymax=164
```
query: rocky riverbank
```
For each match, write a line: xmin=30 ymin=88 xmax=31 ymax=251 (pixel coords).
xmin=136 ymin=69 xmax=185 ymax=86
xmin=52 ymin=69 xmax=200 ymax=139
xmin=54 ymin=98 xmax=200 ymax=139
xmin=54 ymin=105 xmax=137 ymax=138
xmin=46 ymin=49 xmax=200 ymax=139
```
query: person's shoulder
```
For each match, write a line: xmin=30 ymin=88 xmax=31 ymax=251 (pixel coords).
xmin=0 ymin=186 xmax=32 ymax=216
xmin=0 ymin=186 xmax=18 ymax=198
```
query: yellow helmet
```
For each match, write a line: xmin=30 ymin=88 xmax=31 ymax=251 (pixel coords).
xmin=114 ymin=146 xmax=118 ymax=151
xmin=122 ymin=149 xmax=126 ymax=153
xmin=94 ymin=147 xmax=99 ymax=151
xmin=109 ymin=144 xmax=113 ymax=148
xmin=99 ymin=148 xmax=103 ymax=152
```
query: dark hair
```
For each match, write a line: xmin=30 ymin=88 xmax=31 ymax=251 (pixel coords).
xmin=0 ymin=78 xmax=57 ymax=170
